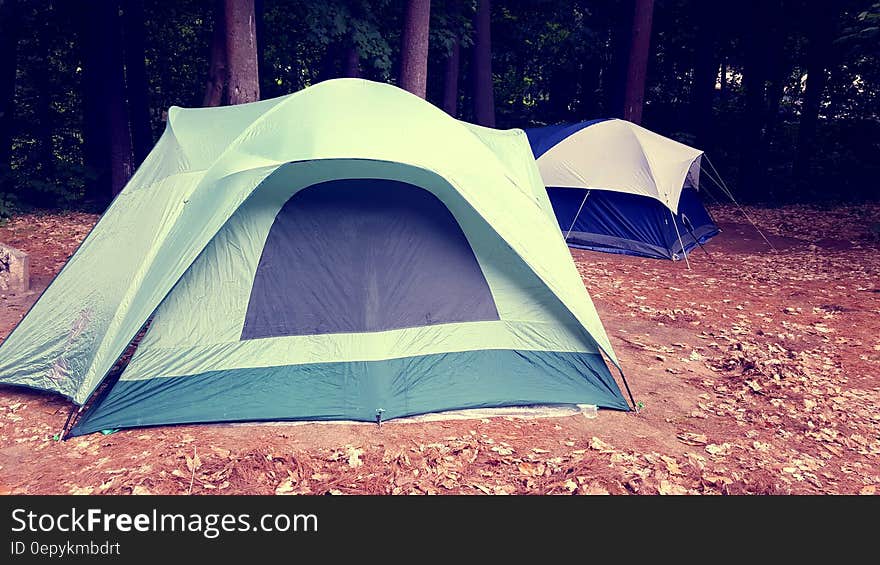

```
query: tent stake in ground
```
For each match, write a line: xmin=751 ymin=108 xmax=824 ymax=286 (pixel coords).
xmin=670 ymin=209 xmax=692 ymax=270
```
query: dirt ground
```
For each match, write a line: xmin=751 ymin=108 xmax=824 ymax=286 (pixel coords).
xmin=0 ymin=204 xmax=878 ymax=495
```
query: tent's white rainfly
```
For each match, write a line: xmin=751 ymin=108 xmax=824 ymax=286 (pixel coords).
xmin=525 ymin=119 xmax=720 ymax=261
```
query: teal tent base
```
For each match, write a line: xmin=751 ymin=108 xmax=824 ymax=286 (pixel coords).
xmin=70 ymin=349 xmax=628 ymax=436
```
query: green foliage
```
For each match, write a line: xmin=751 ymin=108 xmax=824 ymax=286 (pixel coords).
xmin=259 ymin=0 xmax=398 ymax=96
xmin=837 ymin=1 xmax=880 ymax=50
xmin=143 ymin=0 xmax=214 ymax=120
xmin=4 ymin=0 xmax=84 ymax=210
xmin=491 ymin=0 xmax=612 ymax=126
xmin=2 ymin=0 xmax=878 ymax=212
xmin=429 ymin=0 xmax=474 ymax=56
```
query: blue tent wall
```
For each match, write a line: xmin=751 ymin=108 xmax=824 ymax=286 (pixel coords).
xmin=548 ymin=186 xmax=720 ymax=260
xmin=524 ymin=120 xmax=720 ymax=260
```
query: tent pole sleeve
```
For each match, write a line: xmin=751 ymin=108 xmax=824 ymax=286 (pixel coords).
xmin=670 ymin=209 xmax=692 ymax=270
xmin=703 ymin=155 xmax=777 ymax=252
xmin=564 ymin=189 xmax=591 ymax=241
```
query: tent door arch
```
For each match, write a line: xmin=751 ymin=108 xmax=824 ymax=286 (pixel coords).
xmin=241 ymin=178 xmax=500 ymax=340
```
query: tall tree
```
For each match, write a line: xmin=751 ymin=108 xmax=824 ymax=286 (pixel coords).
xmin=307 ymin=2 xmax=395 ymax=84
xmin=320 ymin=38 xmax=362 ymax=81
xmin=794 ymin=1 xmax=837 ymax=184
xmin=224 ymin=0 xmax=260 ymax=104
xmin=203 ymin=1 xmax=227 ymax=106
xmin=622 ymin=0 xmax=654 ymax=124
xmin=577 ymin=52 xmax=602 ymax=119
xmin=690 ymin=0 xmax=717 ymax=150
xmin=32 ymin=43 xmax=55 ymax=204
xmin=343 ymin=43 xmax=362 ymax=78
xmin=399 ymin=0 xmax=431 ymax=97
xmin=0 ymin=0 xmax=19 ymax=170
xmin=123 ymin=0 xmax=152 ymax=166
xmin=738 ymin=0 xmax=770 ymax=195
xmin=762 ymin=0 xmax=788 ymax=147
xmin=106 ymin=4 xmax=134 ymax=198
xmin=600 ymin=0 xmax=634 ymax=118
xmin=442 ymin=38 xmax=460 ymax=116
xmin=78 ymin=0 xmax=133 ymax=204
xmin=255 ymin=0 xmax=267 ymax=90
xmin=318 ymin=42 xmax=341 ymax=82
xmin=472 ymin=0 xmax=494 ymax=126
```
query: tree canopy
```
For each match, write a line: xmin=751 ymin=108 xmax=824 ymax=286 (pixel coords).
xmin=1 ymin=0 xmax=877 ymax=217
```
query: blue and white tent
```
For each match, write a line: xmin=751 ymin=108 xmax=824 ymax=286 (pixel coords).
xmin=525 ymin=119 xmax=720 ymax=261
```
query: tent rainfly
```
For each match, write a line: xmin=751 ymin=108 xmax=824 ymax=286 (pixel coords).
xmin=0 ymin=79 xmax=631 ymax=437
xmin=525 ymin=119 xmax=720 ymax=261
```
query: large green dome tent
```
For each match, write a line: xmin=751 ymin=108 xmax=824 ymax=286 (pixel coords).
xmin=0 ymin=79 xmax=631 ymax=436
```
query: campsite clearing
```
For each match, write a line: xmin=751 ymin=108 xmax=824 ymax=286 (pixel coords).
xmin=0 ymin=203 xmax=878 ymax=495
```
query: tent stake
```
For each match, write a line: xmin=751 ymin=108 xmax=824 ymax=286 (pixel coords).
xmin=670 ymin=210 xmax=691 ymax=270
xmin=375 ymin=408 xmax=385 ymax=429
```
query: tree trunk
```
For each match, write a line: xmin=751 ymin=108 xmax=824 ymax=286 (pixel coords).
xmin=78 ymin=0 xmax=133 ymax=204
xmin=33 ymin=55 xmax=55 ymax=205
xmin=763 ymin=70 xmax=785 ymax=147
xmin=622 ymin=0 xmax=654 ymax=124
xmin=690 ymin=1 xmax=717 ymax=150
xmin=578 ymin=57 xmax=602 ymax=119
xmin=202 ymin=0 xmax=226 ymax=106
xmin=0 ymin=0 xmax=19 ymax=169
xmin=472 ymin=0 xmax=494 ymax=127
xmin=224 ymin=0 xmax=260 ymax=105
xmin=123 ymin=0 xmax=152 ymax=167
xmin=441 ymin=38 xmax=460 ymax=117
xmin=602 ymin=0 xmax=634 ymax=118
xmin=343 ymin=44 xmax=361 ymax=78
xmin=737 ymin=0 xmax=768 ymax=196
xmin=318 ymin=42 xmax=340 ymax=82
xmin=78 ymin=22 xmax=110 ymax=204
xmin=399 ymin=0 xmax=431 ymax=98
xmin=106 ymin=6 xmax=133 ymax=197
xmin=794 ymin=3 xmax=836 ymax=184
xmin=548 ymin=65 xmax=578 ymax=122
xmin=762 ymin=0 xmax=787 ymax=147
xmin=255 ymin=0 xmax=268 ymax=93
